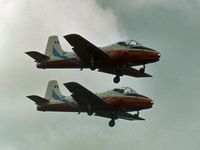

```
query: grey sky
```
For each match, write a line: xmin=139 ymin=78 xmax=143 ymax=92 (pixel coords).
xmin=0 ymin=0 xmax=200 ymax=149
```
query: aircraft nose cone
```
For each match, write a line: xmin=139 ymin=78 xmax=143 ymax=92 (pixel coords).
xmin=147 ymin=98 xmax=154 ymax=107
xmin=150 ymin=100 xmax=154 ymax=105
xmin=153 ymin=51 xmax=161 ymax=61
xmin=153 ymin=50 xmax=160 ymax=57
xmin=157 ymin=52 xmax=161 ymax=58
xmin=145 ymin=98 xmax=154 ymax=108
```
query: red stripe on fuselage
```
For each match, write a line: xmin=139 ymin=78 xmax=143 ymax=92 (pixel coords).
xmin=107 ymin=50 xmax=160 ymax=65
xmin=103 ymin=96 xmax=153 ymax=111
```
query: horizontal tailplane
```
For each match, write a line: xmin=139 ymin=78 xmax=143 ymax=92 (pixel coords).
xmin=27 ymin=95 xmax=49 ymax=105
xmin=25 ymin=51 xmax=49 ymax=62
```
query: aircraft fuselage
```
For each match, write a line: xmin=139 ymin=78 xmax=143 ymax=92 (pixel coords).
xmin=37 ymin=95 xmax=153 ymax=113
xmin=37 ymin=49 xmax=160 ymax=69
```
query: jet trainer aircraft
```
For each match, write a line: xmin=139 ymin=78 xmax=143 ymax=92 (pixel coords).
xmin=26 ymin=34 xmax=160 ymax=83
xmin=27 ymin=80 xmax=154 ymax=127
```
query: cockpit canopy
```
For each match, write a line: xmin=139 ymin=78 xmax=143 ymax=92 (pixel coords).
xmin=117 ymin=40 xmax=142 ymax=48
xmin=113 ymin=87 xmax=137 ymax=95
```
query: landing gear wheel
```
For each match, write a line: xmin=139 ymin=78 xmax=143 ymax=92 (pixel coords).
xmin=139 ymin=65 xmax=146 ymax=73
xmin=87 ymin=111 xmax=93 ymax=116
xmin=109 ymin=119 xmax=115 ymax=127
xmin=113 ymin=76 xmax=120 ymax=84
xmin=90 ymin=67 xmax=95 ymax=71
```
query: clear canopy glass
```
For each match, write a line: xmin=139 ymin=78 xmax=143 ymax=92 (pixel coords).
xmin=117 ymin=40 xmax=142 ymax=47
xmin=113 ymin=87 xmax=137 ymax=95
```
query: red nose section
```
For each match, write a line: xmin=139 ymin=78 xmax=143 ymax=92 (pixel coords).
xmin=150 ymin=100 xmax=154 ymax=106
xmin=155 ymin=51 xmax=161 ymax=59
xmin=151 ymin=50 xmax=161 ymax=62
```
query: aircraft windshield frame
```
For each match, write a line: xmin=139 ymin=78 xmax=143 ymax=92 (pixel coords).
xmin=117 ymin=40 xmax=142 ymax=47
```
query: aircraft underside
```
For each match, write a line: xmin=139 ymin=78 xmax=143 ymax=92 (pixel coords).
xmin=37 ymin=102 xmax=150 ymax=127
xmin=37 ymin=103 xmax=151 ymax=112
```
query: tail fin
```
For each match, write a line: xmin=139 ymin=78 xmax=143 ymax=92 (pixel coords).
xmin=45 ymin=36 xmax=66 ymax=58
xmin=45 ymin=80 xmax=65 ymax=101
xmin=26 ymin=80 xmax=62 ymax=105
xmin=28 ymin=80 xmax=78 ymax=109
xmin=45 ymin=80 xmax=79 ymax=109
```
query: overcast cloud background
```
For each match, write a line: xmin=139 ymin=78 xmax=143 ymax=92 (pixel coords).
xmin=0 ymin=0 xmax=200 ymax=149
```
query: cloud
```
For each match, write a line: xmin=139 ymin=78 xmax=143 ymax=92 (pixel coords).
xmin=0 ymin=0 xmax=134 ymax=150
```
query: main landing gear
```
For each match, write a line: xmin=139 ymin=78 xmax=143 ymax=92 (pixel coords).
xmin=87 ymin=111 xmax=94 ymax=116
xmin=113 ymin=67 xmax=122 ymax=84
xmin=90 ymin=66 xmax=96 ymax=71
xmin=113 ymin=75 xmax=120 ymax=84
xmin=87 ymin=104 xmax=94 ymax=116
xmin=139 ymin=65 xmax=146 ymax=73
xmin=108 ymin=119 xmax=115 ymax=127
xmin=136 ymin=111 xmax=139 ymax=117
xmin=90 ymin=56 xmax=96 ymax=71
xmin=108 ymin=111 xmax=140 ymax=127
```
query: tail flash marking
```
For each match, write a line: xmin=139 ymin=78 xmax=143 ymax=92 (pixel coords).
xmin=52 ymin=47 xmax=82 ymax=66
xmin=50 ymin=84 xmax=78 ymax=109
xmin=51 ymin=90 xmax=66 ymax=101
xmin=45 ymin=36 xmax=64 ymax=57
xmin=45 ymin=35 xmax=82 ymax=66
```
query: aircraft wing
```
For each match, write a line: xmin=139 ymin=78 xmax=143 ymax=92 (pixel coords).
xmin=63 ymin=34 xmax=113 ymax=64
xmin=63 ymin=82 xmax=107 ymax=107
xmin=27 ymin=95 xmax=49 ymax=105
xmin=64 ymin=34 xmax=152 ymax=78
xmin=95 ymin=111 xmax=145 ymax=121
xmin=98 ymin=66 xmax=152 ymax=77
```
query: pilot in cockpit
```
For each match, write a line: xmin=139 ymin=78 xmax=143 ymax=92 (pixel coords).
xmin=113 ymin=87 xmax=137 ymax=95
xmin=117 ymin=40 xmax=142 ymax=48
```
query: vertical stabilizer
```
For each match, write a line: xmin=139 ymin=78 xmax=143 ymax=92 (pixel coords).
xmin=45 ymin=80 xmax=64 ymax=100
xmin=44 ymin=80 xmax=77 ymax=108
xmin=45 ymin=36 xmax=66 ymax=57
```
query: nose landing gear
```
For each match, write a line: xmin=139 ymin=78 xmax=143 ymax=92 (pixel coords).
xmin=139 ymin=65 xmax=146 ymax=73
